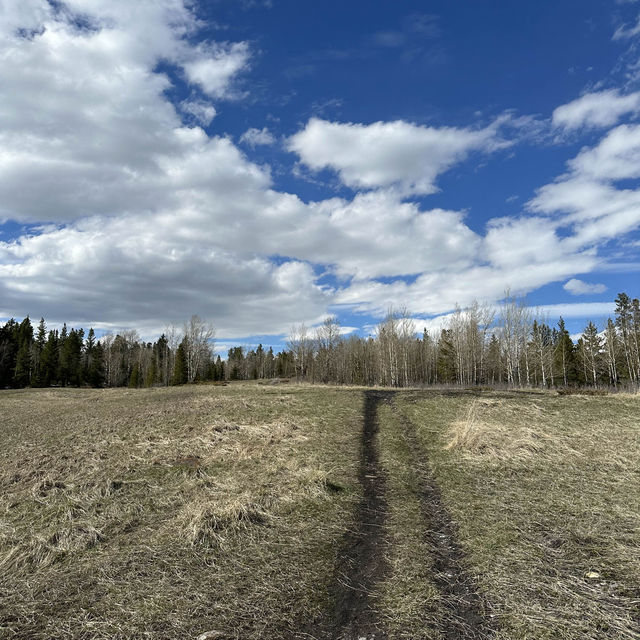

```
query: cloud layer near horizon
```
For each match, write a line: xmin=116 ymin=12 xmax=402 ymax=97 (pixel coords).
xmin=0 ymin=1 xmax=638 ymax=339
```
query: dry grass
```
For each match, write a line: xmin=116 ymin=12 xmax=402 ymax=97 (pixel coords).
xmin=0 ymin=384 xmax=363 ymax=639
xmin=396 ymin=390 xmax=640 ymax=639
xmin=445 ymin=397 xmax=583 ymax=462
xmin=3 ymin=385 xmax=639 ymax=639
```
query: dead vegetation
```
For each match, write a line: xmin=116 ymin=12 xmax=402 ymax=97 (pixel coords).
xmin=0 ymin=384 xmax=363 ymax=639
xmin=1 ymin=385 xmax=638 ymax=639
xmin=396 ymin=390 xmax=640 ymax=639
xmin=444 ymin=397 xmax=584 ymax=462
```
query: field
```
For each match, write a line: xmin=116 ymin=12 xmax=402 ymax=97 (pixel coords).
xmin=0 ymin=384 xmax=639 ymax=639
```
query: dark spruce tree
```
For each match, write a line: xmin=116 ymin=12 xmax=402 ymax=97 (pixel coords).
xmin=14 ymin=317 xmax=34 ymax=388
xmin=172 ymin=340 xmax=188 ymax=385
xmin=31 ymin=318 xmax=47 ymax=387
xmin=554 ymin=317 xmax=578 ymax=387
xmin=0 ymin=319 xmax=19 ymax=388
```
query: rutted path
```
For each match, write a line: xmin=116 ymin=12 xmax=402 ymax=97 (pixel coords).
xmin=306 ymin=390 xmax=494 ymax=640
xmin=319 ymin=390 xmax=392 ymax=640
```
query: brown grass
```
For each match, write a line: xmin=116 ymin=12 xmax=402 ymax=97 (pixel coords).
xmin=0 ymin=384 xmax=363 ymax=639
xmin=396 ymin=390 xmax=640 ymax=639
xmin=2 ymin=385 xmax=638 ymax=639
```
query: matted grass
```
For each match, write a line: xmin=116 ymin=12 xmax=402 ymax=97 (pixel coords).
xmin=0 ymin=384 xmax=364 ymax=639
xmin=393 ymin=390 xmax=640 ymax=639
xmin=376 ymin=400 xmax=443 ymax=639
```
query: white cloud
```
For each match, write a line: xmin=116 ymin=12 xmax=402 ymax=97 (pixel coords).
xmin=182 ymin=41 xmax=250 ymax=98
xmin=534 ymin=301 xmax=615 ymax=318
xmin=240 ymin=127 xmax=276 ymax=147
xmin=287 ymin=117 xmax=509 ymax=195
xmin=0 ymin=1 xmax=253 ymax=224
xmin=529 ymin=124 xmax=640 ymax=248
xmin=483 ymin=216 xmax=567 ymax=268
xmin=552 ymin=89 xmax=640 ymax=130
xmin=563 ymin=278 xmax=607 ymax=295
xmin=568 ymin=124 xmax=640 ymax=181
xmin=335 ymin=250 xmax=598 ymax=318
xmin=180 ymin=99 xmax=217 ymax=125
xmin=0 ymin=215 xmax=332 ymax=338
xmin=0 ymin=2 xmax=634 ymax=338
xmin=303 ymin=191 xmax=480 ymax=279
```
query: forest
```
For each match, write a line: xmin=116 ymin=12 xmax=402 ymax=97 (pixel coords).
xmin=1 ymin=293 xmax=639 ymax=390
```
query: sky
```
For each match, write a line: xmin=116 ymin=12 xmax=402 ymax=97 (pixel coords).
xmin=1 ymin=0 xmax=640 ymax=351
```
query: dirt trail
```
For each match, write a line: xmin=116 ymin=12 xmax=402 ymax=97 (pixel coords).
xmin=307 ymin=390 xmax=391 ymax=640
xmin=305 ymin=390 xmax=494 ymax=640
xmin=389 ymin=396 xmax=496 ymax=639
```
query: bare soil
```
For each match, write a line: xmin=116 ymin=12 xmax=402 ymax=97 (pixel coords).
xmin=308 ymin=390 xmax=391 ymax=640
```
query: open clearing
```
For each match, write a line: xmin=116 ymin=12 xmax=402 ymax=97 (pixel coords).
xmin=1 ymin=385 xmax=639 ymax=639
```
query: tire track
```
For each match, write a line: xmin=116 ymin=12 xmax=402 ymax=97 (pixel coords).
xmin=311 ymin=390 xmax=391 ymax=640
xmin=304 ymin=390 xmax=495 ymax=640
xmin=389 ymin=396 xmax=496 ymax=639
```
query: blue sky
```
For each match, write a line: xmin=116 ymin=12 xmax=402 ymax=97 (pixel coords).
xmin=1 ymin=0 xmax=639 ymax=351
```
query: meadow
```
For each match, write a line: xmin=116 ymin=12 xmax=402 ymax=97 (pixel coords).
xmin=0 ymin=384 xmax=638 ymax=639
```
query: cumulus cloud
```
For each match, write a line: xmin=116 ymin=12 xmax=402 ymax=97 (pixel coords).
xmin=0 ymin=2 xmax=634 ymax=337
xmin=303 ymin=191 xmax=481 ymax=279
xmin=0 ymin=214 xmax=332 ymax=338
xmin=335 ymin=250 xmax=598 ymax=318
xmin=563 ymin=279 xmax=607 ymax=295
xmin=182 ymin=42 xmax=250 ymax=98
xmin=0 ymin=1 xmax=252 ymax=224
xmin=240 ymin=127 xmax=276 ymax=147
xmin=287 ymin=117 xmax=509 ymax=195
xmin=529 ymin=124 xmax=640 ymax=247
xmin=552 ymin=89 xmax=640 ymax=130
xmin=180 ymin=99 xmax=217 ymax=126
xmin=568 ymin=124 xmax=640 ymax=181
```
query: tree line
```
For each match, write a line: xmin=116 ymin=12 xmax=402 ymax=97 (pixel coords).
xmin=1 ymin=293 xmax=638 ymax=390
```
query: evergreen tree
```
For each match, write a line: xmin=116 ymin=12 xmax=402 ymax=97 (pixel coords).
xmin=615 ymin=293 xmax=638 ymax=382
xmin=579 ymin=322 xmax=602 ymax=386
xmin=0 ymin=319 xmax=19 ymax=388
xmin=14 ymin=317 xmax=34 ymax=388
xmin=61 ymin=328 xmax=84 ymax=386
xmin=84 ymin=327 xmax=96 ymax=384
xmin=87 ymin=341 xmax=105 ymax=387
xmin=145 ymin=355 xmax=157 ymax=387
xmin=40 ymin=330 xmax=59 ymax=386
xmin=554 ymin=318 xmax=577 ymax=386
xmin=228 ymin=346 xmax=244 ymax=380
xmin=129 ymin=362 xmax=141 ymax=388
xmin=58 ymin=323 xmax=70 ymax=385
xmin=172 ymin=340 xmax=188 ymax=385
xmin=154 ymin=334 xmax=169 ymax=385
xmin=266 ymin=346 xmax=275 ymax=379
xmin=437 ymin=329 xmax=456 ymax=383
xmin=31 ymin=318 xmax=47 ymax=387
